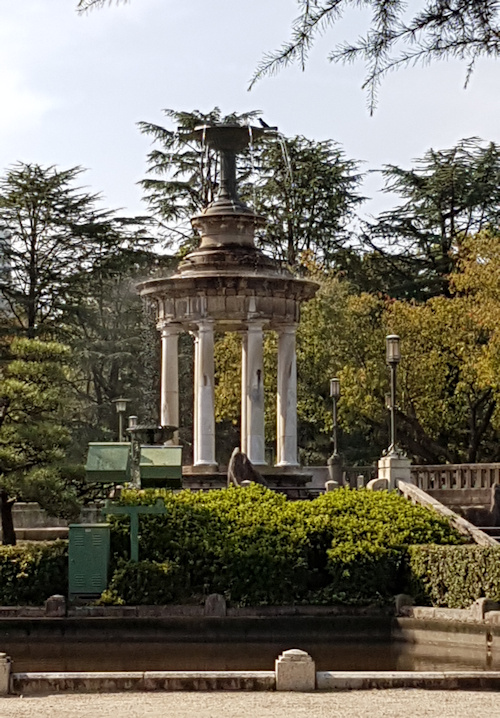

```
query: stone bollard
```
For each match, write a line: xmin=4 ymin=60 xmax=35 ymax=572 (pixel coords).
xmin=45 ymin=594 xmax=67 ymax=617
xmin=204 ymin=593 xmax=227 ymax=617
xmin=324 ymin=480 xmax=338 ymax=492
xmin=0 ymin=653 xmax=11 ymax=695
xmin=275 ymin=649 xmax=316 ymax=691
xmin=470 ymin=597 xmax=500 ymax=621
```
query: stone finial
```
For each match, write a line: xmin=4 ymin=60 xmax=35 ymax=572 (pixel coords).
xmin=0 ymin=653 xmax=11 ymax=695
xmin=366 ymin=478 xmax=389 ymax=491
xmin=325 ymin=480 xmax=338 ymax=492
xmin=44 ymin=594 xmax=66 ymax=617
xmin=204 ymin=593 xmax=227 ymax=617
xmin=275 ymin=649 xmax=316 ymax=691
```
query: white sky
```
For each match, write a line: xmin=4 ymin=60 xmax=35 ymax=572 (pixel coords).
xmin=1 ymin=0 xmax=500 ymax=224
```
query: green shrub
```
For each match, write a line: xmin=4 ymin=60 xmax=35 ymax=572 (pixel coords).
xmin=0 ymin=540 xmax=67 ymax=605
xmin=99 ymin=559 xmax=189 ymax=605
xmin=314 ymin=542 xmax=405 ymax=604
xmin=407 ymin=544 xmax=500 ymax=608
xmin=104 ymin=486 xmax=463 ymax=606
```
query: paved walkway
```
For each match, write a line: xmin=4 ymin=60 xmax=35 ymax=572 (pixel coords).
xmin=1 ymin=690 xmax=499 ymax=718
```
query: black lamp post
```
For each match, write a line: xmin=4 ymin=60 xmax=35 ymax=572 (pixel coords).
xmin=386 ymin=335 xmax=401 ymax=456
xmin=112 ymin=398 xmax=130 ymax=442
xmin=327 ymin=378 xmax=343 ymax=484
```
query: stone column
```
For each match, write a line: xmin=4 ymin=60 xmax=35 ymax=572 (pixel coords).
xmin=244 ymin=322 xmax=266 ymax=465
xmin=193 ymin=320 xmax=216 ymax=467
xmin=240 ymin=332 xmax=248 ymax=455
xmin=276 ymin=325 xmax=299 ymax=467
xmin=160 ymin=323 xmax=180 ymax=444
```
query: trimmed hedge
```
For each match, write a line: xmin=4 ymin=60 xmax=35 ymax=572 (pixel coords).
xmin=99 ymin=559 xmax=189 ymax=606
xmin=104 ymin=486 xmax=463 ymax=606
xmin=407 ymin=544 xmax=500 ymax=608
xmin=0 ymin=540 xmax=67 ymax=605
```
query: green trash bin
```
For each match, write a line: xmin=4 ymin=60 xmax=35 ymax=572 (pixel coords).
xmin=68 ymin=523 xmax=110 ymax=599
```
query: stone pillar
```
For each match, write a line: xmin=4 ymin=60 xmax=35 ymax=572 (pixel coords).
xmin=160 ymin=323 xmax=180 ymax=444
xmin=276 ymin=325 xmax=299 ymax=467
xmin=275 ymin=649 xmax=316 ymax=691
xmin=377 ymin=452 xmax=412 ymax=491
xmin=241 ymin=332 xmax=248 ymax=455
xmin=0 ymin=653 xmax=11 ymax=695
xmin=193 ymin=320 xmax=216 ymax=467
xmin=244 ymin=322 xmax=266 ymax=465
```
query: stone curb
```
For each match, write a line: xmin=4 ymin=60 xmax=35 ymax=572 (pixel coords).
xmin=10 ymin=670 xmax=500 ymax=695
xmin=11 ymin=671 xmax=276 ymax=695
xmin=317 ymin=671 xmax=500 ymax=691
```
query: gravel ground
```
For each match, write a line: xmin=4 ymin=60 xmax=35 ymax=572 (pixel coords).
xmin=1 ymin=691 xmax=499 ymax=718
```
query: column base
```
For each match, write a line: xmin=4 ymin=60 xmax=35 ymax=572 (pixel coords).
xmin=191 ymin=462 xmax=219 ymax=472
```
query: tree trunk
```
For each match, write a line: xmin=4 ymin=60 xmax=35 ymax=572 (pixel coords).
xmin=0 ymin=491 xmax=16 ymax=546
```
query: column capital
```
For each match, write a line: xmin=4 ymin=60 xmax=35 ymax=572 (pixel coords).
xmin=275 ymin=323 xmax=298 ymax=335
xmin=196 ymin=318 xmax=215 ymax=332
xmin=157 ymin=321 xmax=182 ymax=337
xmin=245 ymin=319 xmax=265 ymax=331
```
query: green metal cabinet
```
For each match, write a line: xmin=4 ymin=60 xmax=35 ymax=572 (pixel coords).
xmin=139 ymin=445 xmax=183 ymax=489
xmin=85 ymin=442 xmax=131 ymax=483
xmin=68 ymin=523 xmax=110 ymax=599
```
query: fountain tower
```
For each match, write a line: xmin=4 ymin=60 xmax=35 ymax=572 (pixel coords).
xmin=137 ymin=124 xmax=318 ymax=493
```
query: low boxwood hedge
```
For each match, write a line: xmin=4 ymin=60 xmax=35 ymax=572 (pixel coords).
xmin=4 ymin=489 xmax=494 ymax=609
xmin=407 ymin=544 xmax=500 ymax=608
xmin=103 ymin=485 xmax=464 ymax=606
xmin=0 ymin=540 xmax=67 ymax=605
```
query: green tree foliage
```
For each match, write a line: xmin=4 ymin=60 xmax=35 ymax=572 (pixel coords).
xmin=251 ymin=136 xmax=362 ymax=268
xmin=0 ymin=163 xmax=146 ymax=339
xmin=0 ymin=339 xmax=80 ymax=545
xmin=387 ymin=296 xmax=497 ymax=463
xmin=297 ymin=271 xmax=387 ymax=464
xmin=62 ymin=248 xmax=175 ymax=456
xmin=363 ymin=139 xmax=500 ymax=300
xmin=251 ymin=0 xmax=500 ymax=112
xmin=288 ymin=269 xmax=500 ymax=464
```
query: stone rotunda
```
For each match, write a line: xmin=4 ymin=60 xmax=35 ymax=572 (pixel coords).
xmin=137 ymin=124 xmax=318 ymax=488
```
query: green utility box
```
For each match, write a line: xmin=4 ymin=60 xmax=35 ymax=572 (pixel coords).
xmin=85 ymin=442 xmax=131 ymax=483
xmin=139 ymin=445 xmax=183 ymax=489
xmin=68 ymin=523 xmax=110 ymax=599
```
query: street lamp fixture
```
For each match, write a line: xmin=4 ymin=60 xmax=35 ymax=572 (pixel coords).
xmin=327 ymin=377 xmax=342 ymax=485
xmin=386 ymin=334 xmax=401 ymax=365
xmin=329 ymin=378 xmax=341 ymax=456
xmin=112 ymin=398 xmax=130 ymax=442
xmin=385 ymin=335 xmax=401 ymax=455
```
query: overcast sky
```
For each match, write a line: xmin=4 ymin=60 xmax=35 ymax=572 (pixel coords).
xmin=1 ymin=0 xmax=500 ymax=223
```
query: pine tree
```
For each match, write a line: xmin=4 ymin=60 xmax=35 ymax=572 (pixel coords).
xmin=0 ymin=338 xmax=80 ymax=545
xmin=363 ymin=139 xmax=500 ymax=300
xmin=0 ymin=163 xmax=147 ymax=339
